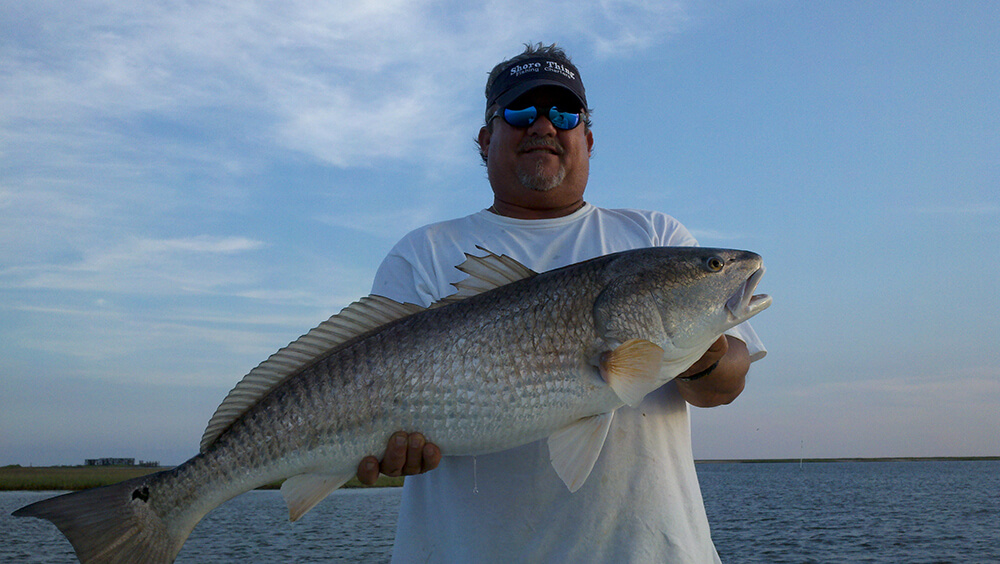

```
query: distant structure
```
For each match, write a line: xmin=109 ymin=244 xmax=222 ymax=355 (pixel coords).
xmin=84 ymin=458 xmax=160 ymax=467
xmin=85 ymin=458 xmax=134 ymax=466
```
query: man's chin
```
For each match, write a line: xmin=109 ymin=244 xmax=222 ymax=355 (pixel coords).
xmin=517 ymin=165 xmax=565 ymax=192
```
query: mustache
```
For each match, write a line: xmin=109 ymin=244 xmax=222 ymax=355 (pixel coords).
xmin=517 ymin=138 xmax=564 ymax=155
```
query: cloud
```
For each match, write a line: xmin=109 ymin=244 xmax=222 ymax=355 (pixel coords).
xmin=587 ymin=0 xmax=691 ymax=57
xmin=3 ymin=0 xmax=695 ymax=168
xmin=1 ymin=236 xmax=266 ymax=294
xmin=2 ymin=0 xmax=700 ymax=260
xmin=2 ymin=0 xmax=699 ymax=273
xmin=129 ymin=236 xmax=264 ymax=255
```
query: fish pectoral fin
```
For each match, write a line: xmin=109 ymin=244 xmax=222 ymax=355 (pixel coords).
xmin=599 ymin=339 xmax=664 ymax=407
xmin=280 ymin=472 xmax=353 ymax=522
xmin=547 ymin=411 xmax=615 ymax=493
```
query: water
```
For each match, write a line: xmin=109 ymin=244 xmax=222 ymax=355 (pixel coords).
xmin=699 ymin=460 xmax=1000 ymax=563
xmin=3 ymin=460 xmax=997 ymax=563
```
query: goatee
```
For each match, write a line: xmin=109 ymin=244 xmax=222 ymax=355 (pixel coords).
xmin=518 ymin=159 xmax=566 ymax=192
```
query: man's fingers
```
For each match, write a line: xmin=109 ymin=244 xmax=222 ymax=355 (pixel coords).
xmin=710 ymin=335 xmax=729 ymax=356
xmin=404 ymin=433 xmax=427 ymax=475
xmin=357 ymin=431 xmax=442 ymax=485
xmin=679 ymin=336 xmax=730 ymax=379
xmin=422 ymin=442 xmax=442 ymax=473
xmin=357 ymin=456 xmax=380 ymax=486
xmin=379 ymin=431 xmax=409 ymax=477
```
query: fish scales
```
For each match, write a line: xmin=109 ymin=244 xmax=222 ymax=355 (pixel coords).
xmin=13 ymin=247 xmax=771 ymax=563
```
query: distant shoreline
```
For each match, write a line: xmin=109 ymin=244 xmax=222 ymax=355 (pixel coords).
xmin=695 ymin=456 xmax=1000 ymax=464
xmin=0 ymin=465 xmax=402 ymax=492
xmin=3 ymin=457 xmax=996 ymax=491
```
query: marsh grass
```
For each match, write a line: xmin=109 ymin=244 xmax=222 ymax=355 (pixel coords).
xmin=0 ymin=465 xmax=404 ymax=491
xmin=0 ymin=465 xmax=164 ymax=491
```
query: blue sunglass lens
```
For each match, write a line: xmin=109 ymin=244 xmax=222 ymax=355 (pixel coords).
xmin=547 ymin=108 xmax=580 ymax=130
xmin=503 ymin=107 xmax=538 ymax=128
xmin=502 ymin=106 xmax=581 ymax=130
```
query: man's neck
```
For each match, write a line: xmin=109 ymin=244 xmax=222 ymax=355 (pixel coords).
xmin=488 ymin=199 xmax=586 ymax=219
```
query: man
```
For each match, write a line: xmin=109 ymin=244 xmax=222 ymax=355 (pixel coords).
xmin=357 ymin=43 xmax=765 ymax=563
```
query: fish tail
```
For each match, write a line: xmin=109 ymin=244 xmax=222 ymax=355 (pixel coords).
xmin=12 ymin=473 xmax=196 ymax=564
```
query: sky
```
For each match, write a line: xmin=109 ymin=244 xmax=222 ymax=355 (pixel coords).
xmin=2 ymin=0 xmax=997 ymax=467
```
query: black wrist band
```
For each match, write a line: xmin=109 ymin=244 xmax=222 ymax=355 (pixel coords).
xmin=677 ymin=360 xmax=720 ymax=382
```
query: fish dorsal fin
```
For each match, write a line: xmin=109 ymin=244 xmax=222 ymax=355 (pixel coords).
xmin=434 ymin=246 xmax=537 ymax=307
xmin=199 ymin=296 xmax=424 ymax=453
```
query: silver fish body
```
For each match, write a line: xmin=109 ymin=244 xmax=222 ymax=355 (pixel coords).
xmin=13 ymin=247 xmax=771 ymax=563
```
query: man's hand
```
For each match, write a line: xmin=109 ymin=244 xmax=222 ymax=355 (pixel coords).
xmin=675 ymin=335 xmax=750 ymax=408
xmin=677 ymin=334 xmax=729 ymax=379
xmin=356 ymin=431 xmax=442 ymax=486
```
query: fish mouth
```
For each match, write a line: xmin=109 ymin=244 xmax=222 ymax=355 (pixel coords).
xmin=726 ymin=266 xmax=772 ymax=321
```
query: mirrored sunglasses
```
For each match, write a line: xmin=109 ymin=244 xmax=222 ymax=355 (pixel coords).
xmin=491 ymin=105 xmax=582 ymax=130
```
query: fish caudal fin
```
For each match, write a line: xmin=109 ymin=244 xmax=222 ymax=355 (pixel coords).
xmin=599 ymin=339 xmax=664 ymax=407
xmin=12 ymin=475 xmax=193 ymax=564
xmin=548 ymin=411 xmax=615 ymax=492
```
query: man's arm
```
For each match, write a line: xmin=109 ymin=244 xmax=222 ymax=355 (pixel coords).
xmin=675 ymin=335 xmax=750 ymax=408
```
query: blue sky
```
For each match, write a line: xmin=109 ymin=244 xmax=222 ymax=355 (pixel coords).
xmin=2 ymin=1 xmax=997 ymax=466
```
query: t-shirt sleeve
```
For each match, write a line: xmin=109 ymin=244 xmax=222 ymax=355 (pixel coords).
xmin=371 ymin=252 xmax=428 ymax=305
xmin=659 ymin=216 xmax=699 ymax=248
xmin=727 ymin=322 xmax=767 ymax=362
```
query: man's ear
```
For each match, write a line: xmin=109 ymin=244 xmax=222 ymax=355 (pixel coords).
xmin=477 ymin=126 xmax=491 ymax=160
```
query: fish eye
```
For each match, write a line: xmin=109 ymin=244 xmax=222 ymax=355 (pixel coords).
xmin=705 ymin=256 xmax=725 ymax=272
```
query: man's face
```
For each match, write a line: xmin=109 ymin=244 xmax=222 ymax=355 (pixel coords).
xmin=479 ymin=86 xmax=594 ymax=215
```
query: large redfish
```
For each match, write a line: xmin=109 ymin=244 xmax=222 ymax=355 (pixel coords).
xmin=14 ymin=247 xmax=771 ymax=563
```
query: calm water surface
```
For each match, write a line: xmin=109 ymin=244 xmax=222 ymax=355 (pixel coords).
xmin=3 ymin=460 xmax=997 ymax=563
xmin=700 ymin=460 xmax=999 ymax=563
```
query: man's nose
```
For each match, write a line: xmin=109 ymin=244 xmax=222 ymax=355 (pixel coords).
xmin=525 ymin=113 xmax=558 ymax=135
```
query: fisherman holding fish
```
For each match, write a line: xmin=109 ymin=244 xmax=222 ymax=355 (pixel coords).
xmin=362 ymin=43 xmax=767 ymax=563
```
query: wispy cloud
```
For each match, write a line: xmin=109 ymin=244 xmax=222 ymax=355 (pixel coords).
xmin=2 ymin=0 xmax=697 ymax=261
xmin=1 ymin=236 xmax=266 ymax=294
xmin=3 ymin=0 xmax=695 ymax=169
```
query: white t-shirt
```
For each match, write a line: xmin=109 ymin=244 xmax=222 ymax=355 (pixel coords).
xmin=372 ymin=203 xmax=765 ymax=564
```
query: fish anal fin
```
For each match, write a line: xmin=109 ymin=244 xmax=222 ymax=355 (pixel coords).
xmin=599 ymin=339 xmax=664 ymax=407
xmin=280 ymin=472 xmax=353 ymax=522
xmin=547 ymin=411 xmax=615 ymax=492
